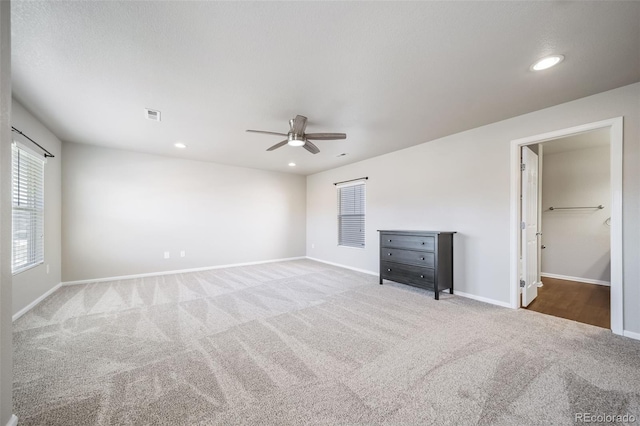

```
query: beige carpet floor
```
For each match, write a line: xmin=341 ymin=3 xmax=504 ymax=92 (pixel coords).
xmin=13 ymin=259 xmax=640 ymax=425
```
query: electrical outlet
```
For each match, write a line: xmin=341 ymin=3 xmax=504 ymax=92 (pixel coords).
xmin=164 ymin=251 xmax=170 ymax=259
xmin=46 ymin=264 xmax=50 ymax=274
xmin=180 ymin=250 xmax=186 ymax=258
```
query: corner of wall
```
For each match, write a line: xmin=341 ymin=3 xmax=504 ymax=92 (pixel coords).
xmin=0 ymin=0 xmax=13 ymax=424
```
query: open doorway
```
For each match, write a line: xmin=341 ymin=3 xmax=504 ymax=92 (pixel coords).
xmin=509 ymin=118 xmax=623 ymax=335
xmin=524 ymin=129 xmax=611 ymax=328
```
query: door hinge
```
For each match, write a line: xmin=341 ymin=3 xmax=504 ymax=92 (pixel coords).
xmin=520 ymin=163 xmax=526 ymax=171
xmin=521 ymin=221 xmax=526 ymax=230
xmin=520 ymin=279 xmax=525 ymax=288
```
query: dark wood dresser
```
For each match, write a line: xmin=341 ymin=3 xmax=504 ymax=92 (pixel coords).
xmin=378 ymin=230 xmax=455 ymax=300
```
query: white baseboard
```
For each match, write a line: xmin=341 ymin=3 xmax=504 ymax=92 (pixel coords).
xmin=541 ymin=273 xmax=610 ymax=286
xmin=305 ymin=256 xmax=378 ymax=276
xmin=61 ymin=257 xmax=307 ymax=286
xmin=12 ymin=282 xmax=62 ymax=322
xmin=447 ymin=289 xmax=512 ymax=309
xmin=306 ymin=257 xmax=511 ymax=309
xmin=6 ymin=414 xmax=18 ymax=426
xmin=623 ymin=330 xmax=640 ymax=341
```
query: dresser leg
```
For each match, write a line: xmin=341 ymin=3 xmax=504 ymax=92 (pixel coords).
xmin=379 ymin=277 xmax=383 ymax=285
xmin=434 ymin=290 xmax=439 ymax=300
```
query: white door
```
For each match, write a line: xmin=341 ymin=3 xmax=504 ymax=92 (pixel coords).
xmin=521 ymin=146 xmax=539 ymax=307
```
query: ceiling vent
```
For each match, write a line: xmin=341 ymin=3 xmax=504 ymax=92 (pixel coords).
xmin=145 ymin=108 xmax=161 ymax=122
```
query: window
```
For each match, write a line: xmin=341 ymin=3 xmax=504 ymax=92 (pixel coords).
xmin=12 ymin=143 xmax=45 ymax=274
xmin=338 ymin=181 xmax=365 ymax=248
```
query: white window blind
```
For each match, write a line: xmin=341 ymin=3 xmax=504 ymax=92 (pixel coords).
xmin=12 ymin=143 xmax=45 ymax=274
xmin=338 ymin=182 xmax=365 ymax=248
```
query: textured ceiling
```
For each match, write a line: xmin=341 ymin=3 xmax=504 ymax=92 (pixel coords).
xmin=11 ymin=1 xmax=640 ymax=175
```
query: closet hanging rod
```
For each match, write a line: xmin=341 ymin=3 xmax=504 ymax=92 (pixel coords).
xmin=548 ymin=205 xmax=604 ymax=211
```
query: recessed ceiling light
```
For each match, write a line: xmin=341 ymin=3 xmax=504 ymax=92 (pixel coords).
xmin=336 ymin=153 xmax=347 ymax=157
xmin=530 ymin=55 xmax=564 ymax=71
xmin=288 ymin=162 xmax=296 ymax=167
xmin=174 ymin=142 xmax=187 ymax=149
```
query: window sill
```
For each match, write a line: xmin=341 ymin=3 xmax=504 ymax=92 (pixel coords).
xmin=337 ymin=245 xmax=365 ymax=250
xmin=12 ymin=261 xmax=44 ymax=276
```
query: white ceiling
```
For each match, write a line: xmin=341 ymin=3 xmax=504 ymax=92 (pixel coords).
xmin=542 ymin=128 xmax=610 ymax=155
xmin=11 ymin=1 xmax=640 ymax=175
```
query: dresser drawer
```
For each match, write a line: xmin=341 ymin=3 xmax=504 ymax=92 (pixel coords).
xmin=380 ymin=261 xmax=435 ymax=288
xmin=380 ymin=248 xmax=435 ymax=268
xmin=380 ymin=234 xmax=435 ymax=251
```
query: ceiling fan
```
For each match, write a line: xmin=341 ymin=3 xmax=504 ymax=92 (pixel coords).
xmin=246 ymin=115 xmax=346 ymax=154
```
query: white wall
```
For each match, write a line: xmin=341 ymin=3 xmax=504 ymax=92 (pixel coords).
xmin=541 ymin=145 xmax=610 ymax=283
xmin=62 ymin=142 xmax=306 ymax=282
xmin=11 ymin=100 xmax=62 ymax=315
xmin=0 ymin=1 xmax=12 ymax=423
xmin=306 ymin=83 xmax=640 ymax=334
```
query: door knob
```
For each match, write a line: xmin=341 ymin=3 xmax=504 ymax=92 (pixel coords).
xmin=541 ymin=245 xmax=546 ymax=249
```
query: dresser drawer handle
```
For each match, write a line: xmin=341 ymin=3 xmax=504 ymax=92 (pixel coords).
xmin=421 ymin=242 xmax=425 ymax=245
xmin=420 ymin=275 xmax=424 ymax=278
xmin=388 ymin=253 xmax=392 ymax=256
xmin=387 ymin=268 xmax=392 ymax=272
xmin=388 ymin=239 xmax=392 ymax=242
xmin=420 ymin=257 xmax=425 ymax=260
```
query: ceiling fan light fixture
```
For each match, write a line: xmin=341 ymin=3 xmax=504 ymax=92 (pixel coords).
xmin=530 ymin=54 xmax=564 ymax=71
xmin=288 ymin=135 xmax=305 ymax=147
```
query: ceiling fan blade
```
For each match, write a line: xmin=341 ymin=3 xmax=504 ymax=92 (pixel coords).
xmin=302 ymin=141 xmax=320 ymax=154
xmin=291 ymin=115 xmax=308 ymax=135
xmin=266 ymin=139 xmax=288 ymax=151
xmin=246 ymin=130 xmax=288 ymax=137
xmin=304 ymin=133 xmax=346 ymax=140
